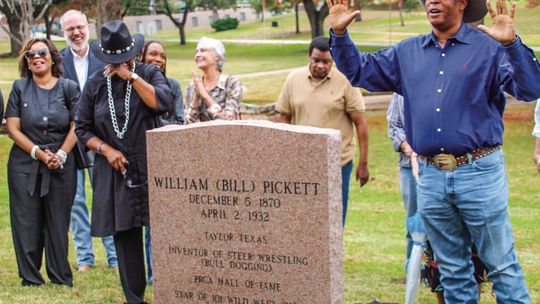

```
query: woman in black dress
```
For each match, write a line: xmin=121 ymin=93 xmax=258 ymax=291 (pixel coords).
xmin=5 ymin=38 xmax=79 ymax=286
xmin=75 ymin=21 xmax=173 ymax=303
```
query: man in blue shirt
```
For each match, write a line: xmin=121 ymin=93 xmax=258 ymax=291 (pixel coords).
xmin=327 ymin=0 xmax=540 ymax=302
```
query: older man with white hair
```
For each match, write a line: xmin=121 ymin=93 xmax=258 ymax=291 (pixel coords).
xmin=60 ymin=9 xmax=117 ymax=273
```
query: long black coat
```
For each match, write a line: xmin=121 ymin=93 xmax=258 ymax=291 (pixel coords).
xmin=75 ymin=62 xmax=174 ymax=236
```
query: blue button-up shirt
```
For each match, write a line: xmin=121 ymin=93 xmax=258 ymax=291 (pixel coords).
xmin=330 ymin=24 xmax=540 ymax=156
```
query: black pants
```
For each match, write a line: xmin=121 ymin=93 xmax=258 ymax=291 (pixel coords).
xmin=8 ymin=169 xmax=76 ymax=286
xmin=114 ymin=227 xmax=147 ymax=304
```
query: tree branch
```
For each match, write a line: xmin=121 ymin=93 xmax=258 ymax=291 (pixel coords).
xmin=0 ymin=23 xmax=23 ymax=45
xmin=34 ymin=0 xmax=53 ymax=20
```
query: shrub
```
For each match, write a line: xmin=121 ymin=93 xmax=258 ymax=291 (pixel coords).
xmin=211 ymin=18 xmax=239 ymax=32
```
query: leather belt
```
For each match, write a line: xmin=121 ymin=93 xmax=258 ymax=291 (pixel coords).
xmin=418 ymin=146 xmax=500 ymax=172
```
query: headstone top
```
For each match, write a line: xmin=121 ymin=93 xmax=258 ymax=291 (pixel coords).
xmin=148 ymin=119 xmax=342 ymax=137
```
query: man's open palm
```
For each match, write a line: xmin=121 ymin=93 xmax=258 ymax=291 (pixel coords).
xmin=478 ymin=0 xmax=517 ymax=45
xmin=325 ymin=0 xmax=361 ymax=35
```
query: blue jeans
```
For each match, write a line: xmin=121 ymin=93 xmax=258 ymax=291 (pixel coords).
xmin=70 ymin=168 xmax=117 ymax=268
xmin=417 ymin=150 xmax=529 ymax=303
xmin=342 ymin=161 xmax=353 ymax=225
xmin=399 ymin=167 xmax=417 ymax=269
xmin=144 ymin=226 xmax=152 ymax=284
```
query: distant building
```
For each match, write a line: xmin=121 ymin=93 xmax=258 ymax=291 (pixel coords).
xmin=123 ymin=6 xmax=259 ymax=37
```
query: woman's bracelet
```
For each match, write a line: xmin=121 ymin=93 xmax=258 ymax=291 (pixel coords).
xmin=208 ymin=103 xmax=222 ymax=118
xmin=96 ymin=142 xmax=106 ymax=155
xmin=56 ymin=149 xmax=67 ymax=165
xmin=30 ymin=145 xmax=39 ymax=160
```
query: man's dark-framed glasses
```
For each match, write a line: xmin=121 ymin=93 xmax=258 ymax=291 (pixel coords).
xmin=25 ymin=48 xmax=49 ymax=60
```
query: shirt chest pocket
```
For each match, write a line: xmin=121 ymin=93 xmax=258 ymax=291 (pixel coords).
xmin=329 ymin=95 xmax=346 ymax=111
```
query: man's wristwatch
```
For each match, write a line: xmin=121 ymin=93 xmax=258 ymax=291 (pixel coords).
xmin=129 ymin=72 xmax=139 ymax=83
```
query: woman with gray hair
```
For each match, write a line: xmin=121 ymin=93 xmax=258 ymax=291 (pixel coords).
xmin=185 ymin=37 xmax=242 ymax=123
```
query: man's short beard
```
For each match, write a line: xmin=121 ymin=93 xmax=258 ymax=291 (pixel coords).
xmin=65 ymin=34 xmax=89 ymax=53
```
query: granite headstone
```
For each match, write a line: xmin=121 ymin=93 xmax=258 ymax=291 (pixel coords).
xmin=147 ymin=120 xmax=343 ymax=304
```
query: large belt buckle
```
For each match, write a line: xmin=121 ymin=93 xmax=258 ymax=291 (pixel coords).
xmin=433 ymin=153 xmax=457 ymax=171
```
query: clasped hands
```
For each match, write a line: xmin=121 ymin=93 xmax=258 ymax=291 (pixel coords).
xmin=326 ymin=0 xmax=517 ymax=45
xmin=190 ymin=72 xmax=210 ymax=108
xmin=37 ymin=149 xmax=65 ymax=170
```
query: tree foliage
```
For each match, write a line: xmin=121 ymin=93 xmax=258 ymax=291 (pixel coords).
xmin=196 ymin=0 xmax=236 ymax=20
xmin=249 ymin=0 xmax=275 ymax=14
xmin=0 ymin=0 xmax=52 ymax=56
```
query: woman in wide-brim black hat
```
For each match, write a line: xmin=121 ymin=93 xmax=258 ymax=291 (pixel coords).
xmin=75 ymin=20 xmax=174 ymax=304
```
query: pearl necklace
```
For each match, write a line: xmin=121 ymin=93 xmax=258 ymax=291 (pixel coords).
xmin=107 ymin=62 xmax=135 ymax=139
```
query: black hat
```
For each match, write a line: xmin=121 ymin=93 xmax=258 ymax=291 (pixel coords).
xmin=421 ymin=0 xmax=488 ymax=23
xmin=90 ymin=20 xmax=144 ymax=64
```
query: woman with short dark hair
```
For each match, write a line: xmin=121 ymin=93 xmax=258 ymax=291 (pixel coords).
xmin=5 ymin=38 xmax=79 ymax=287
xmin=75 ymin=21 xmax=174 ymax=303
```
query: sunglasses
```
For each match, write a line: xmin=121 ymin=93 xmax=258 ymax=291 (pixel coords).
xmin=122 ymin=164 xmax=148 ymax=189
xmin=24 ymin=48 xmax=49 ymax=60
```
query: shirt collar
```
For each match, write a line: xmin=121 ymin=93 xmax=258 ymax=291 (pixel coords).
xmin=70 ymin=46 xmax=89 ymax=60
xmin=306 ymin=64 xmax=335 ymax=81
xmin=421 ymin=23 xmax=472 ymax=48
xmin=215 ymin=74 xmax=229 ymax=90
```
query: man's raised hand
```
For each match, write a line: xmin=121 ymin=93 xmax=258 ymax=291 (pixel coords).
xmin=477 ymin=0 xmax=517 ymax=45
xmin=326 ymin=0 xmax=361 ymax=36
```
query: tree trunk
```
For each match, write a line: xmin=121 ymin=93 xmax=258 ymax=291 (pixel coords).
xmin=179 ymin=26 xmax=186 ymax=45
xmin=162 ymin=0 xmax=190 ymax=45
xmin=179 ymin=6 xmax=189 ymax=45
xmin=43 ymin=11 xmax=55 ymax=40
xmin=302 ymin=0 xmax=328 ymax=38
xmin=295 ymin=4 xmax=300 ymax=33
xmin=398 ymin=0 xmax=405 ymax=26
xmin=7 ymin=15 xmax=24 ymax=57
xmin=96 ymin=0 xmax=122 ymax=37
xmin=212 ymin=8 xmax=219 ymax=21
xmin=353 ymin=0 xmax=362 ymax=22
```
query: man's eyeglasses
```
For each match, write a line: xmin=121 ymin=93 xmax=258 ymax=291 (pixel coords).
xmin=64 ymin=25 xmax=87 ymax=33
xmin=24 ymin=48 xmax=49 ymax=60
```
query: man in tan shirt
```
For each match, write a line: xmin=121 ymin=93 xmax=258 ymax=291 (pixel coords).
xmin=276 ymin=36 xmax=369 ymax=225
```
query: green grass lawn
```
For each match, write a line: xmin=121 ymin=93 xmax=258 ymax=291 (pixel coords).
xmin=0 ymin=105 xmax=538 ymax=303
xmin=0 ymin=41 xmax=388 ymax=104
xmin=155 ymin=4 xmax=540 ymax=46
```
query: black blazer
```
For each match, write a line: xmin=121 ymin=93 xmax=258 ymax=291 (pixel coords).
xmin=61 ymin=46 xmax=106 ymax=90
